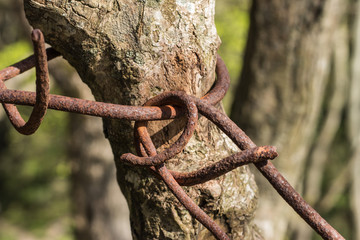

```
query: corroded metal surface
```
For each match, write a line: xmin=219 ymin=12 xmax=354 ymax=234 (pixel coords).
xmin=170 ymin=146 xmax=278 ymax=186
xmin=190 ymin=97 xmax=344 ymax=240
xmin=0 ymin=29 xmax=344 ymax=240
xmin=0 ymin=30 xmax=50 ymax=135
xmin=120 ymin=92 xmax=198 ymax=166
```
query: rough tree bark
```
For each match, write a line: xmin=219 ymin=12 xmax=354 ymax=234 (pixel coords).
xmin=24 ymin=1 xmax=261 ymax=239
xmin=230 ymin=0 xmax=346 ymax=239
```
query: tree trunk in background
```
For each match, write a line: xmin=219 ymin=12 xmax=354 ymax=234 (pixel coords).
xmin=349 ymin=1 xmax=360 ymax=239
xmin=230 ymin=0 xmax=347 ymax=239
xmin=24 ymin=1 xmax=261 ymax=239
xmin=0 ymin=0 xmax=30 ymax=48
xmin=49 ymin=60 xmax=132 ymax=240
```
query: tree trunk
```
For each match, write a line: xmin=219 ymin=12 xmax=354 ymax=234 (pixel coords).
xmin=24 ymin=1 xmax=260 ymax=239
xmin=230 ymin=0 xmax=346 ymax=239
xmin=349 ymin=1 xmax=360 ymax=239
xmin=0 ymin=0 xmax=30 ymax=48
xmin=49 ymin=59 xmax=132 ymax=240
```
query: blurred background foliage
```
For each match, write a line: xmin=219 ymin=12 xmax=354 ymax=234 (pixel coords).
xmin=0 ymin=2 xmax=72 ymax=239
xmin=0 ymin=31 xmax=72 ymax=240
xmin=215 ymin=0 xmax=249 ymax=113
xmin=0 ymin=0 xmax=356 ymax=239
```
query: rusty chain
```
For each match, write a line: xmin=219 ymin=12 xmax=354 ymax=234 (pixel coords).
xmin=0 ymin=30 xmax=344 ymax=240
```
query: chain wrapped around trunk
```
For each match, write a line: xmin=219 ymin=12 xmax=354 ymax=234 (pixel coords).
xmin=0 ymin=30 xmax=344 ymax=240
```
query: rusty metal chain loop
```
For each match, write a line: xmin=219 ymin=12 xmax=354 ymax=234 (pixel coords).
xmin=120 ymin=91 xmax=198 ymax=166
xmin=0 ymin=29 xmax=345 ymax=240
xmin=133 ymin=95 xmax=278 ymax=239
xmin=0 ymin=30 xmax=50 ymax=135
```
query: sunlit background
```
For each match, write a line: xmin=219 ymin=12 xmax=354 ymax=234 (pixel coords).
xmin=0 ymin=0 xmax=357 ymax=239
